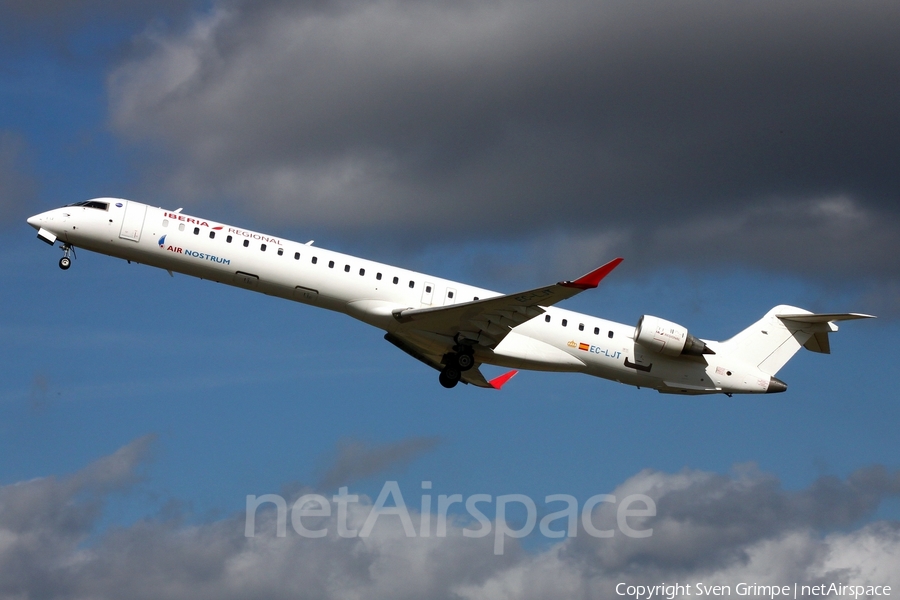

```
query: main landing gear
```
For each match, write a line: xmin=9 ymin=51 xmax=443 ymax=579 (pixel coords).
xmin=438 ymin=345 xmax=475 ymax=389
xmin=58 ymin=243 xmax=75 ymax=270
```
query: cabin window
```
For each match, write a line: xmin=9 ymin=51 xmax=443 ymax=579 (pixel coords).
xmin=312 ymin=256 xmax=318 ymax=264
xmin=260 ymin=244 xmax=267 ymax=252
xmin=294 ymin=252 xmax=300 ymax=260
xmin=243 ymin=240 xmax=249 ymax=247
xmin=594 ymin=327 xmax=600 ymax=335
xmin=393 ymin=276 xmax=399 ymax=284
xmin=226 ymin=235 xmax=233 ymax=243
xmin=545 ymin=315 xmax=551 ymax=323
xmin=344 ymin=264 xmax=350 ymax=272
xmin=328 ymin=261 xmax=334 ymax=268
xmin=179 ymin=223 xmax=185 ymax=232
xmin=562 ymin=319 xmax=568 ymax=327
xmin=277 ymin=248 xmax=284 ymax=256
xmin=162 ymin=219 xmax=169 ymax=227
xmin=376 ymin=273 xmax=382 ymax=280
xmin=408 ymin=280 xmax=415 ymax=288
xmin=448 ymin=291 xmax=454 ymax=298
xmin=359 ymin=268 xmax=365 ymax=276
xmin=425 ymin=285 xmax=432 ymax=293
xmin=193 ymin=227 xmax=200 ymax=235
xmin=578 ymin=323 xmax=584 ymax=331
xmin=608 ymin=331 xmax=614 ymax=338
xmin=209 ymin=231 xmax=215 ymax=239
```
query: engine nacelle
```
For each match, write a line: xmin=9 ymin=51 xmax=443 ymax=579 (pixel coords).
xmin=634 ymin=315 xmax=714 ymax=357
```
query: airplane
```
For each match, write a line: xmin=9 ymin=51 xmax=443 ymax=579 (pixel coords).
xmin=26 ymin=198 xmax=874 ymax=393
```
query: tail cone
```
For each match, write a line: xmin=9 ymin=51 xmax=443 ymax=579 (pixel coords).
xmin=766 ymin=377 xmax=788 ymax=393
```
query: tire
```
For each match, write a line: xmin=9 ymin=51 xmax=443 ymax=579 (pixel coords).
xmin=439 ymin=371 xmax=459 ymax=388
xmin=456 ymin=352 xmax=474 ymax=371
xmin=59 ymin=257 xmax=71 ymax=270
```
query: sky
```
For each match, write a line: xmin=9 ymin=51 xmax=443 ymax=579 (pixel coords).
xmin=1 ymin=0 xmax=899 ymax=598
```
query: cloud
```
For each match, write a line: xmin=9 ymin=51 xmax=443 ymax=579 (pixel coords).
xmin=521 ymin=195 xmax=900 ymax=277
xmin=0 ymin=435 xmax=153 ymax=598
xmin=1 ymin=437 xmax=898 ymax=599
xmin=107 ymin=0 xmax=900 ymax=271
xmin=317 ymin=435 xmax=442 ymax=490
xmin=562 ymin=463 xmax=900 ymax=573
xmin=0 ymin=131 xmax=36 ymax=226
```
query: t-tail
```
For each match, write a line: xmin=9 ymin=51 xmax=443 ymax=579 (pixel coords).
xmin=716 ymin=305 xmax=874 ymax=392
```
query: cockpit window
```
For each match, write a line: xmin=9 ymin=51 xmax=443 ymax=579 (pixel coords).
xmin=65 ymin=200 xmax=109 ymax=211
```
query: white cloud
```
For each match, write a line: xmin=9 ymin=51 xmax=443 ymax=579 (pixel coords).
xmin=1 ymin=437 xmax=898 ymax=599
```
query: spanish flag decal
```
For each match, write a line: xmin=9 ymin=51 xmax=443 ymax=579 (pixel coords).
xmin=578 ymin=342 xmax=590 ymax=351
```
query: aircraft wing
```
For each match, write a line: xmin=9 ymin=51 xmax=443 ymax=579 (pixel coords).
xmin=391 ymin=258 xmax=623 ymax=348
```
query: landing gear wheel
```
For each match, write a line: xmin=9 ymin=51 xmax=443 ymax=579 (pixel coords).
xmin=439 ymin=367 xmax=460 ymax=389
xmin=58 ymin=243 xmax=75 ymax=269
xmin=456 ymin=352 xmax=474 ymax=370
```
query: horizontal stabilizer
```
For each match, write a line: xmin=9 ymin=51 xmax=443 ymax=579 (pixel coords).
xmin=777 ymin=312 xmax=875 ymax=324
xmin=777 ymin=312 xmax=874 ymax=355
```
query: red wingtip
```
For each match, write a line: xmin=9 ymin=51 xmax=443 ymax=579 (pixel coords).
xmin=489 ymin=370 xmax=518 ymax=389
xmin=562 ymin=257 xmax=623 ymax=290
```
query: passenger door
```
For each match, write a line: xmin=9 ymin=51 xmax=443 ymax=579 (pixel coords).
xmin=119 ymin=201 xmax=147 ymax=242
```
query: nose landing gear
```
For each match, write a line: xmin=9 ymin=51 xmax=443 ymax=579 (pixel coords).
xmin=58 ymin=243 xmax=75 ymax=270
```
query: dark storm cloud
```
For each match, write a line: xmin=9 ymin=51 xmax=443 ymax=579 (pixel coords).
xmin=108 ymin=0 xmax=900 ymax=280
xmin=523 ymin=195 xmax=899 ymax=277
xmin=0 ymin=131 xmax=37 ymax=226
xmin=317 ymin=435 xmax=442 ymax=490
xmin=1 ymin=440 xmax=898 ymax=598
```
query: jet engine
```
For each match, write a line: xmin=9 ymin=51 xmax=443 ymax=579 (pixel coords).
xmin=634 ymin=315 xmax=714 ymax=356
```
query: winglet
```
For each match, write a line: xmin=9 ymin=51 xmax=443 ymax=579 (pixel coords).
xmin=489 ymin=370 xmax=518 ymax=390
xmin=560 ymin=257 xmax=624 ymax=290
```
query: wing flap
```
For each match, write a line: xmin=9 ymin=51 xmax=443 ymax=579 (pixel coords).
xmin=384 ymin=332 xmax=444 ymax=371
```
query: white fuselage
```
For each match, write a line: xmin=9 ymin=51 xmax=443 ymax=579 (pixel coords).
xmin=27 ymin=198 xmax=778 ymax=394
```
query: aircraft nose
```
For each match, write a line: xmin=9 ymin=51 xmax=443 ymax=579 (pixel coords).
xmin=27 ymin=213 xmax=41 ymax=229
